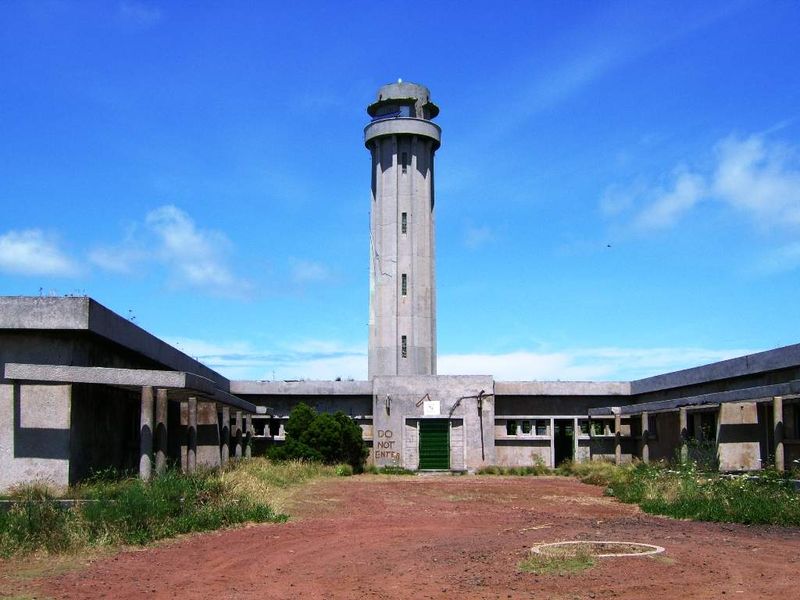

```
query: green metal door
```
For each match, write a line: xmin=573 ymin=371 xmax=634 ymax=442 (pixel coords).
xmin=419 ymin=419 xmax=450 ymax=470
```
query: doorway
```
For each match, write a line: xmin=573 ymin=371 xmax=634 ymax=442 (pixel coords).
xmin=419 ymin=419 xmax=449 ymax=470
xmin=553 ymin=419 xmax=574 ymax=466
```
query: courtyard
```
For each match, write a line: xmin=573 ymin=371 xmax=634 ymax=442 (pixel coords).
xmin=2 ymin=474 xmax=797 ymax=599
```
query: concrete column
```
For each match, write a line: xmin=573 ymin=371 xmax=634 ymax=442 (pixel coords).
xmin=221 ymin=405 xmax=230 ymax=466
xmin=234 ymin=410 xmax=243 ymax=458
xmin=640 ymin=411 xmax=650 ymax=464
xmin=614 ymin=414 xmax=622 ymax=466
xmin=245 ymin=414 xmax=253 ymax=459
xmin=187 ymin=397 xmax=197 ymax=473
xmin=139 ymin=386 xmax=154 ymax=481
xmin=774 ymin=396 xmax=785 ymax=472
xmin=155 ymin=388 xmax=168 ymax=475
xmin=679 ymin=407 xmax=689 ymax=464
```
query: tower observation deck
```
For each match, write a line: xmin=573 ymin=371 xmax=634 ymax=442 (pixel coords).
xmin=365 ymin=81 xmax=440 ymax=379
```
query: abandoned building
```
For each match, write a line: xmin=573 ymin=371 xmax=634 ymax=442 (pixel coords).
xmin=1 ymin=81 xmax=799 ymax=491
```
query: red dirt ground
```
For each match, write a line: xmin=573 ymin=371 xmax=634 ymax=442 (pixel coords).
xmin=7 ymin=475 xmax=800 ymax=599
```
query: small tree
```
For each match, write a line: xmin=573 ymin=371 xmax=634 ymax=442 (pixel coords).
xmin=269 ymin=402 xmax=367 ymax=471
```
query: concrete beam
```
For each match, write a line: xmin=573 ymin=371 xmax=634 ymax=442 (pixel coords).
xmin=679 ymin=407 xmax=688 ymax=464
xmin=4 ymin=363 xmax=215 ymax=394
xmin=589 ymin=380 xmax=800 ymax=417
xmin=245 ymin=414 xmax=252 ymax=459
xmin=641 ymin=412 xmax=650 ymax=464
xmin=4 ymin=363 xmax=260 ymax=414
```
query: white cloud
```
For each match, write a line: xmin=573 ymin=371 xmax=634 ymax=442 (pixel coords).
xmin=439 ymin=346 xmax=754 ymax=382
xmin=164 ymin=336 xmax=368 ymax=381
xmin=632 ymin=170 xmax=705 ymax=230
xmin=164 ymin=334 xmax=753 ymax=384
xmin=118 ymin=1 xmax=162 ymax=26
xmin=289 ymin=258 xmax=333 ymax=284
xmin=713 ymin=135 xmax=800 ymax=229
xmin=605 ymin=132 xmax=800 ymax=271
xmin=464 ymin=225 xmax=494 ymax=249
xmin=89 ymin=205 xmax=253 ymax=298
xmin=0 ymin=229 xmax=79 ymax=277
xmin=146 ymin=205 xmax=241 ymax=289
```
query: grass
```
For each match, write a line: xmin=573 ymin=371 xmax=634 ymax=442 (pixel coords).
xmin=518 ymin=545 xmax=595 ymax=575
xmin=363 ymin=465 xmax=416 ymax=475
xmin=0 ymin=458 xmax=347 ymax=558
xmin=557 ymin=459 xmax=800 ymax=525
xmin=477 ymin=464 xmax=551 ymax=476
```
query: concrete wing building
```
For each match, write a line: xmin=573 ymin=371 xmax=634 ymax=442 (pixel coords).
xmin=1 ymin=81 xmax=799 ymax=491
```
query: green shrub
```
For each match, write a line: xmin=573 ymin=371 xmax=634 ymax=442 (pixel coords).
xmin=269 ymin=403 xmax=368 ymax=471
xmin=334 ymin=464 xmax=354 ymax=477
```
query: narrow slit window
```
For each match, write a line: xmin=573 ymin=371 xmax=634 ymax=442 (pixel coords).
xmin=401 ymin=273 xmax=407 ymax=295
xmin=401 ymin=212 xmax=407 ymax=234
xmin=401 ymin=152 xmax=408 ymax=173
xmin=506 ymin=420 xmax=517 ymax=436
xmin=401 ymin=335 xmax=407 ymax=358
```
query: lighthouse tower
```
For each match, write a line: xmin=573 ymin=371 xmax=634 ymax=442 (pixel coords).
xmin=365 ymin=81 xmax=440 ymax=379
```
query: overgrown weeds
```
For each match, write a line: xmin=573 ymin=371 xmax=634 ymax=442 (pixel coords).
xmin=558 ymin=459 xmax=800 ymax=525
xmin=0 ymin=458 xmax=347 ymax=558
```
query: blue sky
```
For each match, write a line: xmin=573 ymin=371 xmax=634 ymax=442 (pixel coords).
xmin=1 ymin=0 xmax=799 ymax=381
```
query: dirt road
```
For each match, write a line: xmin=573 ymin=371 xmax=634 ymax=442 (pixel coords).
xmin=14 ymin=475 xmax=800 ymax=599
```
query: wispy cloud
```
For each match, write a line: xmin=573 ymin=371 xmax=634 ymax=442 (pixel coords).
xmin=0 ymin=229 xmax=80 ymax=277
xmin=464 ymin=225 xmax=494 ymax=250
xmin=90 ymin=205 xmax=254 ymax=298
xmin=439 ymin=346 xmax=755 ymax=382
xmin=164 ymin=334 xmax=753 ymax=383
xmin=289 ymin=258 xmax=334 ymax=284
xmin=165 ymin=336 xmax=367 ymax=381
xmin=604 ymin=132 xmax=800 ymax=270
xmin=118 ymin=1 xmax=163 ymax=27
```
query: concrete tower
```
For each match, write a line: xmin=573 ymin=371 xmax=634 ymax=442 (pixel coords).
xmin=365 ymin=81 xmax=440 ymax=379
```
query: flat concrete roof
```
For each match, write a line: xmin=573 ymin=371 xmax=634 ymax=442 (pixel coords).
xmin=630 ymin=342 xmax=800 ymax=395
xmin=589 ymin=379 xmax=800 ymax=416
xmin=495 ymin=381 xmax=630 ymax=396
xmin=0 ymin=296 xmax=228 ymax=390
xmin=231 ymin=379 xmax=373 ymax=396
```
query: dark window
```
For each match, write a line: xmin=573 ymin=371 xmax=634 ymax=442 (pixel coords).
xmin=535 ymin=420 xmax=548 ymax=436
xmin=401 ymin=152 xmax=408 ymax=173
xmin=401 ymin=335 xmax=407 ymax=358
xmin=521 ymin=420 xmax=532 ymax=434
xmin=506 ymin=420 xmax=517 ymax=436
xmin=401 ymin=273 xmax=407 ymax=295
xmin=401 ymin=212 xmax=407 ymax=234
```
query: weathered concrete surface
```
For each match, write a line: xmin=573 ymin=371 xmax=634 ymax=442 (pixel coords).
xmin=366 ymin=83 xmax=439 ymax=379
xmin=0 ymin=383 xmax=71 ymax=492
xmin=372 ymin=375 xmax=494 ymax=470
xmin=231 ymin=380 xmax=372 ymax=396
xmin=718 ymin=401 xmax=761 ymax=471
xmin=0 ymin=297 xmax=227 ymax=390
xmin=496 ymin=381 xmax=630 ymax=396
xmin=631 ymin=342 xmax=800 ymax=395
xmin=180 ymin=400 xmax=220 ymax=470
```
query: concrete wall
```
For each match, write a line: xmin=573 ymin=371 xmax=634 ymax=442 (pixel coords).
xmin=372 ymin=375 xmax=494 ymax=470
xmin=718 ymin=402 xmax=762 ymax=471
xmin=0 ymin=383 xmax=71 ymax=491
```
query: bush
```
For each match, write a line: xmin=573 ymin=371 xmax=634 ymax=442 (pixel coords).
xmin=268 ymin=403 xmax=368 ymax=471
